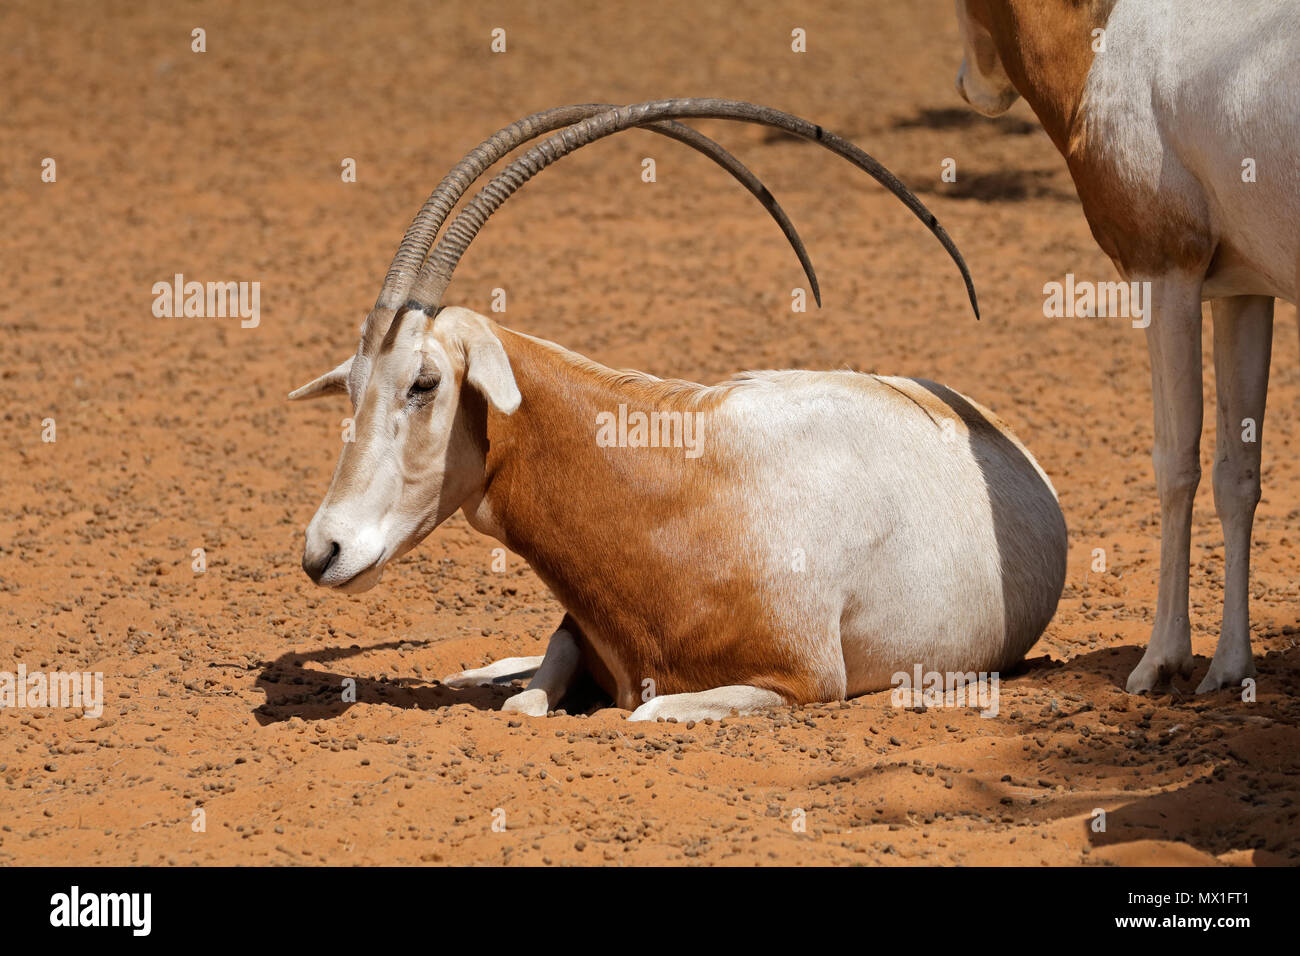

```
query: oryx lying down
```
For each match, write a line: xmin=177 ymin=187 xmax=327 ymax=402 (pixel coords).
xmin=290 ymin=99 xmax=1067 ymax=720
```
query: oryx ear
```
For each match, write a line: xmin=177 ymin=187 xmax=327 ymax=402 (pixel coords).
xmin=465 ymin=331 xmax=521 ymax=415
xmin=288 ymin=355 xmax=353 ymax=401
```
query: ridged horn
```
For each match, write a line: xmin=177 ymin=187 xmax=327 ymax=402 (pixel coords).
xmin=362 ymin=104 xmax=820 ymax=355
xmin=407 ymin=98 xmax=978 ymax=320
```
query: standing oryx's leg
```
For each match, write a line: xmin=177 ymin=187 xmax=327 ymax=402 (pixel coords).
xmin=1127 ymin=273 xmax=1206 ymax=693
xmin=627 ymin=685 xmax=786 ymax=722
xmin=1199 ymin=295 xmax=1273 ymax=692
xmin=499 ymin=616 xmax=584 ymax=717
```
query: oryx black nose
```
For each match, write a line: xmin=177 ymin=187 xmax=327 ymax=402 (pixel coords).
xmin=302 ymin=540 xmax=340 ymax=584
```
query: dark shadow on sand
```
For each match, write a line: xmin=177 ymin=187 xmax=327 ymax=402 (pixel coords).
xmin=251 ymin=640 xmax=613 ymax=724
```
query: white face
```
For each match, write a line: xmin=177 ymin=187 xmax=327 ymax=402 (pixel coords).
xmin=291 ymin=307 xmax=520 ymax=593
xmin=954 ymin=0 xmax=1020 ymax=116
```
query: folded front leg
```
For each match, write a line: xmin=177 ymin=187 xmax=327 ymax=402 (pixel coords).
xmin=442 ymin=656 xmax=545 ymax=689
xmin=500 ymin=617 xmax=584 ymax=717
xmin=628 ymin=685 xmax=786 ymax=722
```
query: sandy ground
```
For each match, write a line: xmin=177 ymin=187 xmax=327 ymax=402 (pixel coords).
xmin=2 ymin=0 xmax=1298 ymax=866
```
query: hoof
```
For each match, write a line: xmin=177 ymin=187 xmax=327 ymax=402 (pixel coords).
xmin=1195 ymin=660 xmax=1255 ymax=694
xmin=1125 ymin=648 xmax=1193 ymax=694
xmin=501 ymin=688 xmax=549 ymax=717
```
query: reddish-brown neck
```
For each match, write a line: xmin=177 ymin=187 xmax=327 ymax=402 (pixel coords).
xmin=976 ymin=0 xmax=1114 ymax=156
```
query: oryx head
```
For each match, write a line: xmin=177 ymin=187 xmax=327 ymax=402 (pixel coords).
xmin=290 ymin=99 xmax=979 ymax=592
xmin=953 ymin=0 xmax=1020 ymax=116
xmin=291 ymin=307 xmax=519 ymax=592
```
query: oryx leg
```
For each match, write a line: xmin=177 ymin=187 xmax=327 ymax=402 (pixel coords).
xmin=1198 ymin=294 xmax=1272 ymax=692
xmin=442 ymin=657 xmax=545 ymax=688
xmin=442 ymin=615 xmax=585 ymax=716
xmin=627 ymin=685 xmax=786 ymax=722
xmin=498 ymin=617 xmax=584 ymax=717
xmin=1127 ymin=273 xmax=1205 ymax=693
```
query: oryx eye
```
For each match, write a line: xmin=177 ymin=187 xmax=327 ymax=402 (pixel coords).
xmin=408 ymin=368 xmax=440 ymax=404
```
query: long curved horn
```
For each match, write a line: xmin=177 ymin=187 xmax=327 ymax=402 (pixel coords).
xmin=409 ymin=98 xmax=979 ymax=320
xmin=364 ymin=105 xmax=818 ymax=353
xmin=649 ymin=120 xmax=819 ymax=308
xmin=376 ymin=106 xmax=604 ymax=316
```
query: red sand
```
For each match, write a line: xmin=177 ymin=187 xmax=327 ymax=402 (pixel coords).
xmin=2 ymin=0 xmax=1297 ymax=865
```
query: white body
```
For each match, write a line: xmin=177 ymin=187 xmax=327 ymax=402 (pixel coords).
xmin=698 ymin=371 xmax=1066 ymax=697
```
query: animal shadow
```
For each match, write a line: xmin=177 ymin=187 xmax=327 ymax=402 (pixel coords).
xmin=252 ymin=640 xmax=614 ymax=724
xmin=892 ymin=106 xmax=1040 ymax=136
xmin=920 ymin=167 xmax=1075 ymax=202
xmin=252 ymin=641 xmax=509 ymax=724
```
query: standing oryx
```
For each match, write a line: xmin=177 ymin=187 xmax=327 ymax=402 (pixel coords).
xmin=290 ymin=99 xmax=1067 ymax=720
xmin=954 ymin=0 xmax=1300 ymax=693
